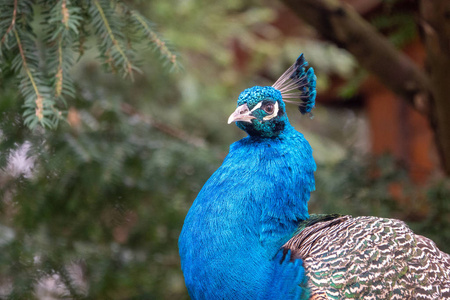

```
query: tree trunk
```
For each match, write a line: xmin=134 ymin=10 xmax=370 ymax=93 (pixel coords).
xmin=281 ymin=0 xmax=450 ymax=175
xmin=420 ymin=0 xmax=450 ymax=175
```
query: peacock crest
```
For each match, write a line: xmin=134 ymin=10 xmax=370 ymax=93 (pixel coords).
xmin=272 ymin=54 xmax=317 ymax=115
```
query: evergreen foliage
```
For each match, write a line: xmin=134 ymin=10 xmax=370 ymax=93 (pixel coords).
xmin=0 ymin=0 xmax=178 ymax=129
xmin=0 ymin=62 xmax=216 ymax=298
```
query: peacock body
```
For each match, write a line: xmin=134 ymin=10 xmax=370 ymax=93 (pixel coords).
xmin=285 ymin=215 xmax=450 ymax=299
xmin=178 ymin=54 xmax=450 ymax=299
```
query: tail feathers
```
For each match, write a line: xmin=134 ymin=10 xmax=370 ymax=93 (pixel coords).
xmin=272 ymin=54 xmax=317 ymax=115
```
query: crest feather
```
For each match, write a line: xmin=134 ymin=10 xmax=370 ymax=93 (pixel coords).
xmin=272 ymin=54 xmax=317 ymax=115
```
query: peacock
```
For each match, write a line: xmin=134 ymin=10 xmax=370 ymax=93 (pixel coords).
xmin=178 ymin=54 xmax=450 ymax=299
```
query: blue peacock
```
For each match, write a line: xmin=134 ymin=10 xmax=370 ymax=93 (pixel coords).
xmin=178 ymin=54 xmax=450 ymax=299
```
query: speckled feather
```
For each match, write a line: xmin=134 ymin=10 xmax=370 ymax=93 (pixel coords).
xmin=283 ymin=215 xmax=450 ymax=299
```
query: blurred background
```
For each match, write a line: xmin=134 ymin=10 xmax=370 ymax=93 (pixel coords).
xmin=1 ymin=0 xmax=449 ymax=299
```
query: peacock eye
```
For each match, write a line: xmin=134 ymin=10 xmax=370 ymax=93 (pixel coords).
xmin=263 ymin=103 xmax=275 ymax=114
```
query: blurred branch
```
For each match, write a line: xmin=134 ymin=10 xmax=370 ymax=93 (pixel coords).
xmin=281 ymin=0 xmax=450 ymax=175
xmin=120 ymin=103 xmax=206 ymax=148
xmin=280 ymin=0 xmax=431 ymax=114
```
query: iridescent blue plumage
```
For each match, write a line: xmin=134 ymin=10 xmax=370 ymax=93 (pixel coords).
xmin=179 ymin=54 xmax=317 ymax=299
xmin=237 ymin=86 xmax=283 ymax=107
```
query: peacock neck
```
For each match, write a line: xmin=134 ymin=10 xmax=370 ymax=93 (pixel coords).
xmin=233 ymin=124 xmax=315 ymax=247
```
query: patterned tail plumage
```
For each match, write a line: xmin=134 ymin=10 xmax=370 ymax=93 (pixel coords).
xmin=283 ymin=215 xmax=450 ymax=299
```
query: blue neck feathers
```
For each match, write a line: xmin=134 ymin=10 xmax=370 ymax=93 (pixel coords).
xmin=179 ymin=123 xmax=316 ymax=299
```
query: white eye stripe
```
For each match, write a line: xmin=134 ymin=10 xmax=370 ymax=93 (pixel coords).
xmin=250 ymin=102 xmax=262 ymax=112
xmin=263 ymin=102 xmax=279 ymax=121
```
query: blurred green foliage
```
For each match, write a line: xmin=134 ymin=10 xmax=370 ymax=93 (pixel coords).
xmin=313 ymin=154 xmax=450 ymax=253
xmin=0 ymin=0 xmax=449 ymax=299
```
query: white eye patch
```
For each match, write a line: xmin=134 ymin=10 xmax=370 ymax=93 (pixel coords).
xmin=250 ymin=101 xmax=279 ymax=121
xmin=263 ymin=102 xmax=279 ymax=121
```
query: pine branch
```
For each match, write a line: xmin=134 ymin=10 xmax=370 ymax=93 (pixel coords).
xmin=55 ymin=37 xmax=65 ymax=97
xmin=127 ymin=8 xmax=180 ymax=71
xmin=90 ymin=0 xmax=137 ymax=79
xmin=13 ymin=29 xmax=50 ymax=127
xmin=0 ymin=0 xmax=17 ymax=45
xmin=44 ymin=0 xmax=80 ymax=101
xmin=1 ymin=0 xmax=178 ymax=129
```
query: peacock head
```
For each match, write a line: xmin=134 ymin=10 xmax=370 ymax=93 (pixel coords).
xmin=228 ymin=54 xmax=316 ymax=138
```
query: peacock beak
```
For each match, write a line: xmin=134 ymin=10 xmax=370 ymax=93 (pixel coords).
xmin=227 ymin=104 xmax=256 ymax=124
